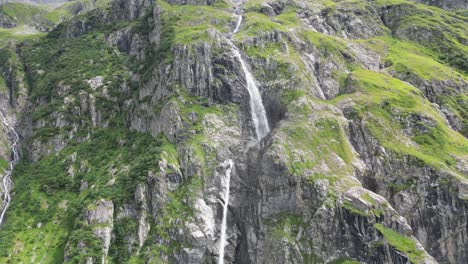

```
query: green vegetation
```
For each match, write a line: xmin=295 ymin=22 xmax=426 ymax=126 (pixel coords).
xmin=41 ymin=9 xmax=70 ymax=24
xmin=337 ymin=69 xmax=468 ymax=177
xmin=0 ymin=3 xmax=46 ymax=25
xmin=164 ymin=88 xmax=237 ymax=177
xmin=358 ymin=36 xmax=467 ymax=138
xmin=243 ymin=42 xmax=301 ymax=81
xmin=361 ymin=192 xmax=376 ymax=206
xmin=241 ymin=12 xmax=288 ymax=37
xmin=302 ymin=30 xmax=350 ymax=58
xmin=0 ymin=156 xmax=8 ymax=174
xmin=143 ymin=176 xmax=202 ymax=261
xmin=0 ymin=45 xmax=28 ymax=101
xmin=158 ymin=0 xmax=232 ymax=44
xmin=0 ymin=129 xmax=183 ymax=263
xmin=279 ymin=89 xmax=306 ymax=107
xmin=341 ymin=194 xmax=386 ymax=218
xmin=20 ymin=26 xmax=130 ymax=132
xmin=0 ymin=74 xmax=7 ymax=93
xmin=0 ymin=7 xmax=238 ymax=258
xmin=383 ymin=38 xmax=466 ymax=82
xmin=329 ymin=259 xmax=361 ymax=264
xmin=0 ymin=26 xmax=45 ymax=47
xmin=389 ymin=179 xmax=415 ymax=193
xmin=0 ymin=0 xmax=113 ymax=45
xmin=109 ymin=218 xmax=139 ymax=262
xmin=0 ymin=0 xmax=466 ymax=261
xmin=266 ymin=213 xmax=305 ymax=243
xmin=342 ymin=200 xmax=369 ymax=217
xmin=439 ymin=95 xmax=468 ymax=136
xmin=0 ymin=0 xmax=112 ymax=25
xmin=138 ymin=13 xmax=176 ymax=82
xmin=375 ymin=0 xmax=468 ymax=72
xmin=264 ymin=213 xmax=320 ymax=262
xmin=276 ymin=100 xmax=355 ymax=183
xmin=375 ymin=224 xmax=424 ymax=263
xmin=138 ymin=0 xmax=235 ymax=82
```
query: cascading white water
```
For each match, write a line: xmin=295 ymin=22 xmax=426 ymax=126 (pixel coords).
xmin=227 ymin=9 xmax=270 ymax=141
xmin=0 ymin=110 xmax=19 ymax=226
xmin=218 ymin=6 xmax=271 ymax=264
xmin=218 ymin=159 xmax=234 ymax=264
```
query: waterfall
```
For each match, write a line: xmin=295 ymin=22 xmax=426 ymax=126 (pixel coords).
xmin=0 ymin=110 xmax=19 ymax=226
xmin=227 ymin=9 xmax=270 ymax=141
xmin=218 ymin=6 xmax=271 ymax=263
xmin=218 ymin=159 xmax=234 ymax=264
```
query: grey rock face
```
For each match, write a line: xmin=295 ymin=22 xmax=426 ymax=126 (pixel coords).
xmin=389 ymin=70 xmax=468 ymax=136
xmin=110 ymin=0 xmax=154 ymax=21
xmin=85 ymin=199 xmax=114 ymax=262
xmin=346 ymin=110 xmax=468 ymax=263
xmin=61 ymin=9 xmax=108 ymax=38
xmin=0 ymin=13 xmax=16 ymax=28
xmin=105 ymin=27 xmax=142 ymax=56
xmin=298 ymin=2 xmax=385 ymax=39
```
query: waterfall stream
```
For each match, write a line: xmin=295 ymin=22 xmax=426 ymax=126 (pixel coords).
xmin=227 ymin=8 xmax=270 ymax=141
xmin=0 ymin=110 xmax=19 ymax=226
xmin=218 ymin=6 xmax=271 ymax=264
xmin=218 ymin=159 xmax=234 ymax=264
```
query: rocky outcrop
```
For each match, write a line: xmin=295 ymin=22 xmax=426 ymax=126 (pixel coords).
xmin=298 ymin=1 xmax=385 ymax=39
xmin=345 ymin=109 xmax=468 ymax=263
xmin=110 ymin=0 xmax=154 ymax=21
xmin=58 ymin=8 xmax=109 ymax=38
xmin=0 ymin=12 xmax=16 ymax=28
xmin=389 ymin=70 xmax=468 ymax=136
xmin=85 ymin=200 xmax=114 ymax=263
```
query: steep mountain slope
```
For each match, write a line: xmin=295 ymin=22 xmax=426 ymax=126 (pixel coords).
xmin=0 ymin=0 xmax=111 ymax=36
xmin=0 ymin=0 xmax=466 ymax=263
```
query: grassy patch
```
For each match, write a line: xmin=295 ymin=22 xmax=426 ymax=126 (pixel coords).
xmin=384 ymin=38 xmax=466 ymax=82
xmin=338 ymin=69 xmax=468 ymax=177
xmin=0 ymin=3 xmax=46 ymax=25
xmin=302 ymin=30 xmax=349 ymax=57
xmin=0 ymin=26 xmax=45 ymax=48
xmin=158 ymin=1 xmax=232 ymax=44
xmin=279 ymin=89 xmax=306 ymax=107
xmin=375 ymin=0 xmax=468 ymax=72
xmin=0 ymin=74 xmax=7 ymax=93
xmin=0 ymin=157 xmax=8 ymax=174
xmin=375 ymin=224 xmax=424 ymax=263
xmin=276 ymin=100 xmax=355 ymax=182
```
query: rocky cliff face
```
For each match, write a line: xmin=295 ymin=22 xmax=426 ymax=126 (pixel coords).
xmin=0 ymin=0 xmax=466 ymax=263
